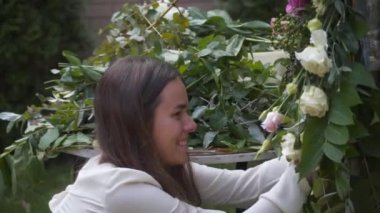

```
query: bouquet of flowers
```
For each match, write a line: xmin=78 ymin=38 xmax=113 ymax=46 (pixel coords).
xmin=256 ymin=0 xmax=380 ymax=211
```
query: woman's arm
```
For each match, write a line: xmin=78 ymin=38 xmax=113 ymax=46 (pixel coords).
xmin=105 ymin=182 xmax=224 ymax=213
xmin=244 ymin=164 xmax=310 ymax=213
xmin=192 ymin=157 xmax=310 ymax=212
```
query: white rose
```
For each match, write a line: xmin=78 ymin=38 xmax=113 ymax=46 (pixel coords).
xmin=295 ymin=46 xmax=332 ymax=77
xmin=310 ymin=29 xmax=328 ymax=48
xmin=299 ymin=86 xmax=329 ymax=118
xmin=281 ymin=133 xmax=301 ymax=161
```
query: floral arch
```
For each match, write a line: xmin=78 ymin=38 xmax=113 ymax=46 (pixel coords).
xmin=1 ymin=0 xmax=379 ymax=211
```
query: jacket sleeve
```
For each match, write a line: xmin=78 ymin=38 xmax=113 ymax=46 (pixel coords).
xmin=105 ymin=182 xmax=225 ymax=213
xmin=192 ymin=157 xmax=310 ymax=213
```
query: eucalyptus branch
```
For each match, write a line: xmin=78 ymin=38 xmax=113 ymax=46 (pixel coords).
xmin=245 ymin=37 xmax=275 ymax=44
xmin=146 ymin=0 xmax=179 ymax=31
xmin=50 ymin=145 xmax=94 ymax=153
xmin=0 ymin=137 xmax=28 ymax=158
xmin=140 ymin=10 xmax=162 ymax=38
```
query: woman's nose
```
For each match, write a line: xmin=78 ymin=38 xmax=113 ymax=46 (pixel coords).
xmin=184 ymin=114 xmax=197 ymax=133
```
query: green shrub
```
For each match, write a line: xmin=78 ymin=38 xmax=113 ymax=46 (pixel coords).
xmin=0 ymin=0 xmax=93 ymax=148
xmin=217 ymin=0 xmax=286 ymax=22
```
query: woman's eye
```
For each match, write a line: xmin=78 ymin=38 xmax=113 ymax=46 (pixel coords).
xmin=172 ymin=112 xmax=182 ymax=118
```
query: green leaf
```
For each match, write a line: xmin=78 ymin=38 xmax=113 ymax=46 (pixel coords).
xmin=212 ymin=50 xmax=230 ymax=59
xmin=192 ymin=106 xmax=208 ymax=119
xmin=6 ymin=120 xmax=15 ymax=134
xmin=228 ymin=123 xmax=249 ymax=140
xmin=52 ymin=134 xmax=67 ymax=149
xmin=62 ymin=135 xmax=77 ymax=147
xmin=349 ymin=120 xmax=369 ymax=139
xmin=198 ymin=34 xmax=215 ymax=49
xmin=0 ymin=163 xmax=5 ymax=198
xmin=173 ymin=13 xmax=189 ymax=29
xmin=198 ymin=48 xmax=212 ymax=57
xmin=209 ymin=111 xmax=228 ymax=130
xmin=324 ymin=124 xmax=349 ymax=145
xmin=0 ymin=112 xmax=21 ymax=121
xmin=39 ymin=128 xmax=59 ymax=150
xmin=81 ymin=66 xmax=102 ymax=82
xmin=312 ymin=177 xmax=325 ymax=197
xmin=62 ymin=51 xmax=81 ymax=65
xmin=329 ymin=104 xmax=354 ymax=125
xmin=207 ymin=10 xmax=232 ymax=24
xmin=342 ymin=30 xmax=358 ymax=53
xmin=230 ymin=20 xmax=271 ymax=30
xmin=204 ymin=16 xmax=227 ymax=28
xmin=298 ymin=117 xmax=327 ymax=177
xmin=349 ymin=63 xmax=377 ymax=88
xmin=247 ymin=123 xmax=265 ymax=143
xmin=201 ymin=58 xmax=220 ymax=87
xmin=323 ymin=142 xmax=345 ymax=163
xmin=335 ymin=165 xmax=350 ymax=199
xmin=226 ymin=34 xmax=245 ymax=56
xmin=187 ymin=7 xmax=207 ymax=20
xmin=334 ymin=1 xmax=346 ymax=18
xmin=203 ymin=131 xmax=218 ymax=148
xmin=76 ymin=133 xmax=92 ymax=144
xmin=349 ymin=13 xmax=369 ymax=38
xmin=334 ymin=80 xmax=362 ymax=107
xmin=358 ymin=140 xmax=380 ymax=158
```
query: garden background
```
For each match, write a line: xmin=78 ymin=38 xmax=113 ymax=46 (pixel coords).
xmin=1 ymin=0 xmax=379 ymax=212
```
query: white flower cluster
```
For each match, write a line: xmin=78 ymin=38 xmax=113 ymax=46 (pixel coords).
xmin=258 ymin=19 xmax=332 ymax=163
xmin=296 ymin=19 xmax=329 ymax=118
xmin=295 ymin=29 xmax=332 ymax=77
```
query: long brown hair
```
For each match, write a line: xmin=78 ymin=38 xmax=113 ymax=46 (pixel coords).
xmin=95 ymin=56 xmax=200 ymax=205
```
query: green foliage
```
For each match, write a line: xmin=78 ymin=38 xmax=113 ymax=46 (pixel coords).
xmin=0 ymin=2 xmax=278 ymax=209
xmin=0 ymin=0 xmax=92 ymax=210
xmin=0 ymin=151 xmax=74 ymax=212
xmin=0 ymin=0 xmax=93 ymax=148
xmin=217 ymin=0 xmax=287 ymax=22
xmin=90 ymin=2 xmax=276 ymax=150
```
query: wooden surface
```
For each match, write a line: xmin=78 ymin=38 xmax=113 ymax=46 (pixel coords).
xmin=64 ymin=148 xmax=276 ymax=165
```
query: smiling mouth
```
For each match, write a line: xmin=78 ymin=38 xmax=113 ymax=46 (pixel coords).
xmin=178 ymin=140 xmax=187 ymax=146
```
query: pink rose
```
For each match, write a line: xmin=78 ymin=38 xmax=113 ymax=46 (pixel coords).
xmin=286 ymin=0 xmax=310 ymax=15
xmin=261 ymin=111 xmax=283 ymax=133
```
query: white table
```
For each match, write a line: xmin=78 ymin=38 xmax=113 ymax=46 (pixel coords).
xmin=64 ymin=148 xmax=276 ymax=165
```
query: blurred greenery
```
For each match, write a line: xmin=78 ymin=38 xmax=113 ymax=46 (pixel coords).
xmin=0 ymin=152 xmax=75 ymax=212
xmin=217 ymin=0 xmax=287 ymax=22
xmin=0 ymin=1 xmax=277 ymax=211
xmin=0 ymin=0 xmax=94 ymax=150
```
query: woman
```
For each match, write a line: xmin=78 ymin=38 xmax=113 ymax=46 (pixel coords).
xmin=49 ymin=57 xmax=310 ymax=212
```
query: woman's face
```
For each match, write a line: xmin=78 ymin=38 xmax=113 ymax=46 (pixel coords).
xmin=152 ymin=78 xmax=197 ymax=166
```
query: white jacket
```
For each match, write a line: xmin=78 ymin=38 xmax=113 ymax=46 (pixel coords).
xmin=49 ymin=155 xmax=310 ymax=213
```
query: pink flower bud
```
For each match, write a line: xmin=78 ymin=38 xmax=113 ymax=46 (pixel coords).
xmin=261 ymin=111 xmax=283 ymax=133
xmin=286 ymin=0 xmax=310 ymax=15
